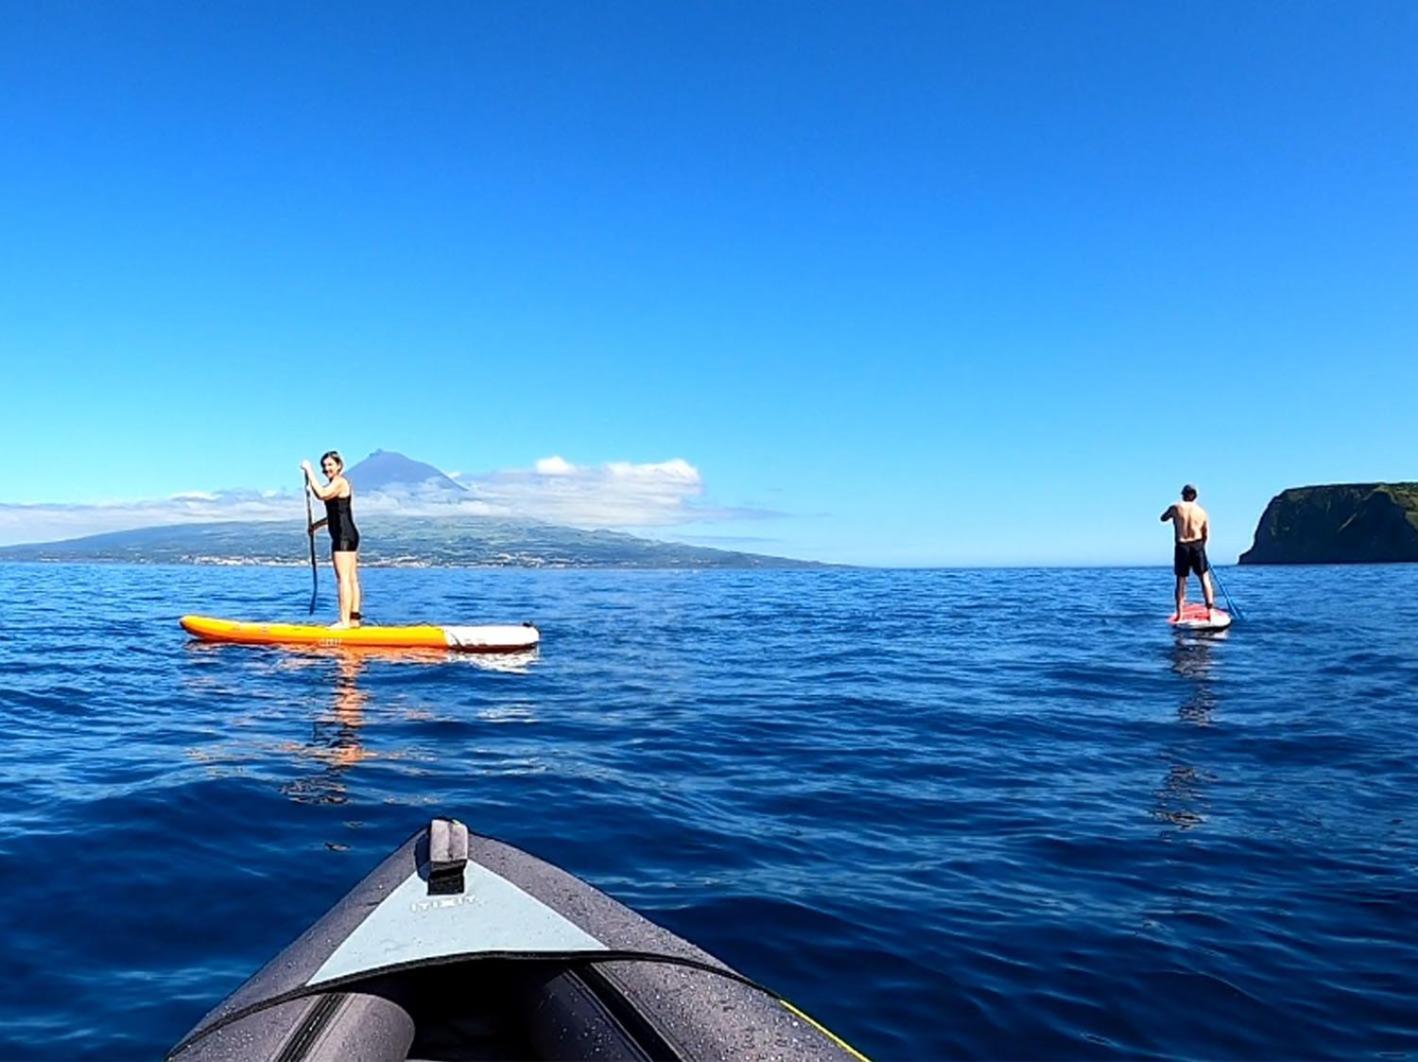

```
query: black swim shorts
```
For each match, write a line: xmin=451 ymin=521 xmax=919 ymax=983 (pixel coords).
xmin=1173 ymin=541 xmax=1208 ymax=577
xmin=330 ymin=529 xmax=360 ymax=553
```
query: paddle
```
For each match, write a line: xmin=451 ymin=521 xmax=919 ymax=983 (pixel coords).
xmin=1210 ymin=562 xmax=1244 ymax=620
xmin=303 ymin=477 xmax=318 ymax=614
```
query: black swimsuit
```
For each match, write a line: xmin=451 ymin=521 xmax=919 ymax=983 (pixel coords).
xmin=324 ymin=495 xmax=359 ymax=552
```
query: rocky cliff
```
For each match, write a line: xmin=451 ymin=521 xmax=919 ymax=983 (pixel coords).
xmin=1239 ymin=483 xmax=1418 ymax=564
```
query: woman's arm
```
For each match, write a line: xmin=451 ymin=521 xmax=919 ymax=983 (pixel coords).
xmin=301 ymin=462 xmax=345 ymax=501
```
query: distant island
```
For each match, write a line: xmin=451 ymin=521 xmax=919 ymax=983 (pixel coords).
xmin=0 ymin=449 xmax=822 ymax=569
xmin=0 ymin=515 xmax=820 ymax=569
xmin=1239 ymin=483 xmax=1418 ymax=564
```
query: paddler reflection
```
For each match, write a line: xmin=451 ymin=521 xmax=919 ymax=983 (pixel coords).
xmin=282 ymin=652 xmax=373 ymax=806
xmin=1152 ymin=637 xmax=1221 ymax=830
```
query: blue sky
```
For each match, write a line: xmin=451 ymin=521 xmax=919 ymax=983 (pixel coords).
xmin=3 ymin=2 xmax=1415 ymax=565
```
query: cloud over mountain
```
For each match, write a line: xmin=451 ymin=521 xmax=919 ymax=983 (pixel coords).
xmin=457 ymin=456 xmax=712 ymax=527
xmin=0 ymin=490 xmax=303 ymax=547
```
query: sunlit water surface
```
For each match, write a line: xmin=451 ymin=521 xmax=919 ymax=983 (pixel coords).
xmin=0 ymin=563 xmax=1414 ymax=1058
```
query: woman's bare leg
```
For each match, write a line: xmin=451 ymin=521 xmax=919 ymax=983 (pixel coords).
xmin=332 ymin=552 xmax=355 ymax=628
xmin=329 ymin=558 xmax=342 ymax=623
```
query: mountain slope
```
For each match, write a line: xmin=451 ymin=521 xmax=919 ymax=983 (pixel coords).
xmin=0 ymin=515 xmax=822 ymax=569
xmin=343 ymin=450 xmax=466 ymax=495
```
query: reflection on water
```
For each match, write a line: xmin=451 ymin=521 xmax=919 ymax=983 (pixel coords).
xmin=276 ymin=647 xmax=539 ymax=803
xmin=279 ymin=644 xmax=541 ymax=674
xmin=1155 ymin=763 xmax=1207 ymax=830
xmin=475 ymin=704 xmax=539 ymax=723
xmin=281 ymin=653 xmax=372 ymax=806
xmin=181 ymin=643 xmax=541 ymax=806
xmin=1153 ymin=634 xmax=1224 ymax=830
xmin=456 ymin=648 xmax=540 ymax=675
xmin=1171 ymin=634 xmax=1220 ymax=726
xmin=183 ymin=639 xmax=539 ymax=674
xmin=278 ymin=646 xmax=540 ymax=804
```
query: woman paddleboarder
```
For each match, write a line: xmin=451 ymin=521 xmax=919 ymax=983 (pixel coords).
xmin=302 ymin=451 xmax=363 ymax=628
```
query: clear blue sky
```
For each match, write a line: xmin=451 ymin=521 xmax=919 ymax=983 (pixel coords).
xmin=3 ymin=2 xmax=1415 ymax=565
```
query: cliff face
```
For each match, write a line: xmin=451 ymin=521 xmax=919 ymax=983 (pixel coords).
xmin=1239 ymin=483 xmax=1418 ymax=564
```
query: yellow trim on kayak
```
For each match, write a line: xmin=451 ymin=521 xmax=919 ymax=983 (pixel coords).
xmin=778 ymin=999 xmax=871 ymax=1061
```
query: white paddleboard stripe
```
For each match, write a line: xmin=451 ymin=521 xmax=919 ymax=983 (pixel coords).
xmin=443 ymin=625 xmax=541 ymax=649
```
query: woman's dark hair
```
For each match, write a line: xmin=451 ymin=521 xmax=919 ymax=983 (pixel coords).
xmin=321 ymin=451 xmax=344 ymax=471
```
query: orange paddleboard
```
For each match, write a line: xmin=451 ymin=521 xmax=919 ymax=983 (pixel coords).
xmin=179 ymin=615 xmax=540 ymax=652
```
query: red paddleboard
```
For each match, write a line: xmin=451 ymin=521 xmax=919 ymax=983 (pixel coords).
xmin=1169 ymin=603 xmax=1231 ymax=631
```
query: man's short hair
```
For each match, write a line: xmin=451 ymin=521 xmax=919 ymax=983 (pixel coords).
xmin=1181 ymin=484 xmax=1198 ymax=501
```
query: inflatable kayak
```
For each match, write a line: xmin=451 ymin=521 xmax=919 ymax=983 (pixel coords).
xmin=168 ymin=819 xmax=864 ymax=1062
xmin=1169 ymin=603 xmax=1232 ymax=631
xmin=179 ymin=615 xmax=540 ymax=652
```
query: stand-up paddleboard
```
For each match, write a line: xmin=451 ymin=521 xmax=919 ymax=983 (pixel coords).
xmin=1169 ymin=603 xmax=1231 ymax=631
xmin=180 ymin=615 xmax=540 ymax=652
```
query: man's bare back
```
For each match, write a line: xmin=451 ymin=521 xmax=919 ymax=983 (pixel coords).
xmin=1163 ymin=500 xmax=1209 ymax=544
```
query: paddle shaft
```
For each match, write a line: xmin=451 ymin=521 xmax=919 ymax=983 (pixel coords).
xmin=1209 ymin=561 xmax=1244 ymax=620
xmin=303 ymin=482 xmax=318 ymax=614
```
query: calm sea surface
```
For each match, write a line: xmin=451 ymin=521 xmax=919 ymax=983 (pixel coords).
xmin=0 ymin=563 xmax=1414 ymax=1059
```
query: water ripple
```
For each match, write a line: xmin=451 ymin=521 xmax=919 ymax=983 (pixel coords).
xmin=0 ymin=563 xmax=1414 ymax=1058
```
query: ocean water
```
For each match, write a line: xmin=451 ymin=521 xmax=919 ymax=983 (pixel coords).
xmin=0 ymin=562 xmax=1414 ymax=1060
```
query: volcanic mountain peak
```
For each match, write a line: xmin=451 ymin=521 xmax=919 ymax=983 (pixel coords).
xmin=344 ymin=450 xmax=466 ymax=495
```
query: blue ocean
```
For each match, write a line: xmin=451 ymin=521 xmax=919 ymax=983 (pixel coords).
xmin=0 ymin=562 xmax=1414 ymax=1059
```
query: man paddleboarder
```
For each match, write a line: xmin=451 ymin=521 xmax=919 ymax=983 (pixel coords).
xmin=1161 ymin=484 xmax=1216 ymax=622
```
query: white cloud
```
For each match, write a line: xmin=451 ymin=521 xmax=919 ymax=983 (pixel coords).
xmin=534 ymin=455 xmax=576 ymax=476
xmin=464 ymin=457 xmax=710 ymax=527
xmin=606 ymin=458 xmax=698 ymax=482
xmin=0 ymin=491 xmax=303 ymax=547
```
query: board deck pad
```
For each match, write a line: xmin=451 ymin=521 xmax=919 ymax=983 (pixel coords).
xmin=1168 ymin=603 xmax=1232 ymax=631
xmin=180 ymin=615 xmax=540 ymax=652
